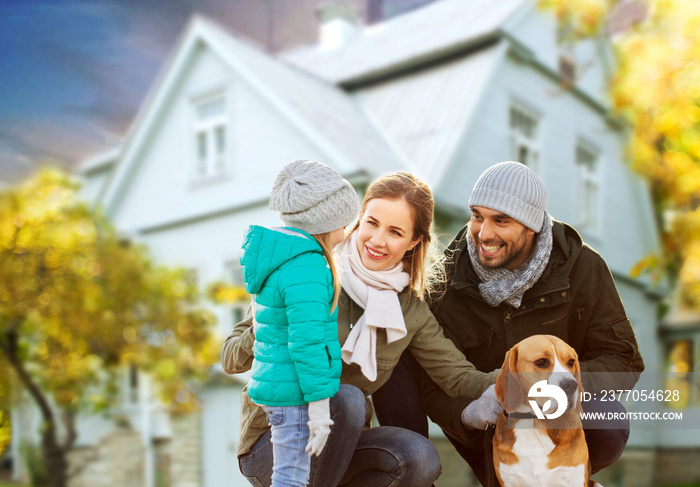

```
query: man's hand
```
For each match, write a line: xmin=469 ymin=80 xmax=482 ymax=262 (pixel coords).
xmin=461 ymin=385 xmax=503 ymax=430
xmin=306 ymin=398 xmax=333 ymax=456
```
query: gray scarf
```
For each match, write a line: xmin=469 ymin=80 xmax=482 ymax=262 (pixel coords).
xmin=467 ymin=213 xmax=553 ymax=308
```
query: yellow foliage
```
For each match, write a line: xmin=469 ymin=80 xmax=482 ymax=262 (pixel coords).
xmin=207 ymin=281 xmax=249 ymax=304
xmin=0 ymin=168 xmax=220 ymax=420
xmin=542 ymin=0 xmax=700 ymax=307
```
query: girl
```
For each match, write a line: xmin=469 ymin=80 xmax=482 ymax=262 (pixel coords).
xmin=225 ymin=172 xmax=498 ymax=487
xmin=239 ymin=160 xmax=359 ymax=487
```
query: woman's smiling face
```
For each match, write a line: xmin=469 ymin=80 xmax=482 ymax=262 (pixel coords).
xmin=356 ymin=198 xmax=422 ymax=271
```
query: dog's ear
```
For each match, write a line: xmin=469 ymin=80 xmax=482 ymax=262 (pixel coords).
xmin=572 ymin=349 xmax=584 ymax=395
xmin=495 ymin=346 xmax=523 ymax=413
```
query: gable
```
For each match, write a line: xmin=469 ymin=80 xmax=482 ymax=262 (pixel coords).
xmin=108 ymin=46 xmax=360 ymax=232
xmin=96 ymin=17 xmax=407 ymax=232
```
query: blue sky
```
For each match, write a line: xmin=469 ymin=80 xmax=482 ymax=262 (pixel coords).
xmin=0 ymin=0 xmax=333 ymax=182
xmin=1 ymin=1 xmax=169 ymax=179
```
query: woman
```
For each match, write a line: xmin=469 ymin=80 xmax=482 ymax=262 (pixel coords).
xmin=222 ymin=172 xmax=497 ymax=487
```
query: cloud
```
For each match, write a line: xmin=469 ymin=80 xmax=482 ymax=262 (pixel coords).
xmin=0 ymin=116 xmax=120 ymax=175
xmin=0 ymin=0 xmax=338 ymax=182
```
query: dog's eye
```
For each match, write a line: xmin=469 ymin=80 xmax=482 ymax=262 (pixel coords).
xmin=534 ymin=358 xmax=550 ymax=368
xmin=568 ymin=359 xmax=575 ymax=367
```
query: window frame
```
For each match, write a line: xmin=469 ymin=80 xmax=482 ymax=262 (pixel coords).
xmin=189 ymin=88 xmax=231 ymax=184
xmin=509 ymin=102 xmax=541 ymax=174
xmin=574 ymin=139 xmax=602 ymax=236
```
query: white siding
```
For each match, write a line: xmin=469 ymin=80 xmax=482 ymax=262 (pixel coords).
xmin=200 ymin=383 xmax=247 ymax=487
xmin=441 ymin=55 xmax=659 ymax=279
xmin=110 ymin=47 xmax=340 ymax=235
xmin=504 ymin=4 xmax=612 ymax=106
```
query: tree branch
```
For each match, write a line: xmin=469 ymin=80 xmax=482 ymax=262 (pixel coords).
xmin=0 ymin=331 xmax=57 ymax=431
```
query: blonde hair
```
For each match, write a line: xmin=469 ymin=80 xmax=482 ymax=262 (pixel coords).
xmin=349 ymin=172 xmax=439 ymax=298
xmin=312 ymin=232 xmax=341 ymax=312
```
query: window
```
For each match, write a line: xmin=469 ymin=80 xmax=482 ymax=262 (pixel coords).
xmin=192 ymin=93 xmax=228 ymax=180
xmin=574 ymin=142 xmax=601 ymax=234
xmin=226 ymin=261 xmax=249 ymax=326
xmin=509 ymin=104 xmax=540 ymax=173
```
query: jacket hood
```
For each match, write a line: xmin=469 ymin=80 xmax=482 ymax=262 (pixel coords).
xmin=240 ymin=225 xmax=322 ymax=295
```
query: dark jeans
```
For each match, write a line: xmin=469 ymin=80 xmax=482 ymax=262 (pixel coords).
xmin=372 ymin=351 xmax=631 ymax=487
xmin=239 ymin=384 xmax=442 ymax=487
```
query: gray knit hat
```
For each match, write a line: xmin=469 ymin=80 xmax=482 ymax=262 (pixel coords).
xmin=468 ymin=161 xmax=548 ymax=232
xmin=269 ymin=160 xmax=359 ymax=235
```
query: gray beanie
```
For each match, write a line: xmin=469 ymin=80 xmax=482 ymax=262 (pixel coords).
xmin=468 ymin=161 xmax=547 ymax=232
xmin=269 ymin=160 xmax=359 ymax=235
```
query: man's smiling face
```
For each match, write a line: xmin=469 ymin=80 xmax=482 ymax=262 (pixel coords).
xmin=469 ymin=206 xmax=536 ymax=270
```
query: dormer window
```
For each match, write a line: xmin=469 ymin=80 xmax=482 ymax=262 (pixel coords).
xmin=192 ymin=93 xmax=228 ymax=180
xmin=509 ymin=103 xmax=540 ymax=174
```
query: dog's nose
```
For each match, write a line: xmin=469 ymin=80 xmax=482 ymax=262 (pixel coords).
xmin=560 ymin=378 xmax=578 ymax=395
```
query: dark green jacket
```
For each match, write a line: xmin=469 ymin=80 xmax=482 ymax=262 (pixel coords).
xmin=421 ymin=220 xmax=645 ymax=440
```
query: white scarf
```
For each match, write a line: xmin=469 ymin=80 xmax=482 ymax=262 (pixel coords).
xmin=338 ymin=231 xmax=409 ymax=381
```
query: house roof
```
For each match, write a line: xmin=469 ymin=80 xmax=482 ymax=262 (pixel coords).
xmin=78 ymin=146 xmax=121 ymax=175
xmin=199 ymin=17 xmax=409 ymax=178
xmin=93 ymin=0 xmax=534 ymax=218
xmin=98 ymin=15 xmax=410 ymax=216
xmin=355 ymin=41 xmax=506 ymax=189
xmin=283 ymin=0 xmax=527 ymax=85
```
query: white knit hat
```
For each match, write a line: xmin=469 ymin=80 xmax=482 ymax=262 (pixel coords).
xmin=468 ymin=161 xmax=548 ymax=232
xmin=269 ymin=160 xmax=359 ymax=235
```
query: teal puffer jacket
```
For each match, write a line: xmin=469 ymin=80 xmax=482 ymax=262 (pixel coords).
xmin=240 ymin=225 xmax=341 ymax=406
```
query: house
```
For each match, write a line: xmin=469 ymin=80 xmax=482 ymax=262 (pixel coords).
xmin=13 ymin=0 xmax=678 ymax=485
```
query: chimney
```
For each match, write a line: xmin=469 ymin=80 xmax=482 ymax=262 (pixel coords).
xmin=315 ymin=1 xmax=361 ymax=50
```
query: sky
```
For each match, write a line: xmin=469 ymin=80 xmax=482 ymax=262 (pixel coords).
xmin=0 ymin=0 xmax=373 ymax=183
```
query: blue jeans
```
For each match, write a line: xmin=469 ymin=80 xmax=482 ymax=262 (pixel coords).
xmin=262 ymin=405 xmax=310 ymax=487
xmin=240 ymin=384 xmax=441 ymax=487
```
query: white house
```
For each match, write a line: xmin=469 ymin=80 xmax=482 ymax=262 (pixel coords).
xmin=15 ymin=0 xmax=684 ymax=485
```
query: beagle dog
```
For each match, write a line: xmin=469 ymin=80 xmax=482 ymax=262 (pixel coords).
xmin=493 ymin=334 xmax=601 ymax=487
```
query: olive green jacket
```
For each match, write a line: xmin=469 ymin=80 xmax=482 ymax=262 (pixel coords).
xmin=222 ymin=289 xmax=498 ymax=457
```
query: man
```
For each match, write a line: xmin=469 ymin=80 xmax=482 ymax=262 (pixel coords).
xmin=409 ymin=161 xmax=643 ymax=486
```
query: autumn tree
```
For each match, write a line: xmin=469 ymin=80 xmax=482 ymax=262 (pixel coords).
xmin=0 ymin=365 xmax=10 ymax=459
xmin=541 ymin=0 xmax=700 ymax=306
xmin=0 ymin=169 xmax=220 ymax=487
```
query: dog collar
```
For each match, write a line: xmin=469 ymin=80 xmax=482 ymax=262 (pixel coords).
xmin=504 ymin=411 xmax=538 ymax=420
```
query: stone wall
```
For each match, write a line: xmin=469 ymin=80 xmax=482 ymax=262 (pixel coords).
xmin=68 ymin=429 xmax=145 ymax=487
xmin=169 ymin=412 xmax=202 ymax=487
xmin=66 ymin=411 xmax=204 ymax=487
